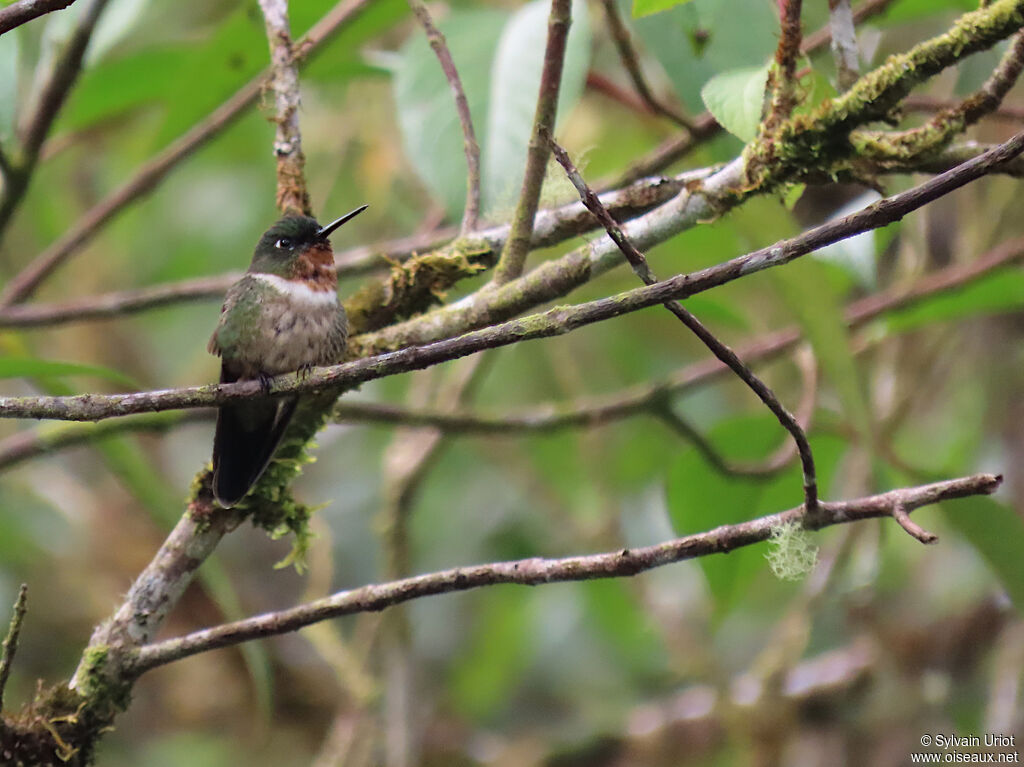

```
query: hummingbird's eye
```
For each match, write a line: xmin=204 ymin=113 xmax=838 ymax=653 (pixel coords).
xmin=275 ymin=237 xmax=293 ymax=250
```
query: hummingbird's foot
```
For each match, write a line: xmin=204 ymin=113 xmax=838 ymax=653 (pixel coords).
xmin=297 ymin=363 xmax=314 ymax=380
xmin=258 ymin=372 xmax=274 ymax=394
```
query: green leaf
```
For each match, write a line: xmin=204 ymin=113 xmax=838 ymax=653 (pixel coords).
xmin=0 ymin=30 xmax=18 ymax=140
xmin=483 ymin=0 xmax=591 ymax=214
xmin=0 ymin=357 xmax=140 ymax=389
xmin=700 ymin=64 xmax=769 ymax=142
xmin=393 ymin=9 xmax=508 ymax=218
xmin=666 ymin=414 xmax=778 ymax=612
xmin=883 ymin=269 xmax=1024 ymax=334
xmin=635 ymin=0 xmax=777 ymax=115
xmin=61 ymin=47 xmax=186 ymax=130
xmin=632 ymin=0 xmax=695 ymax=20
xmin=771 ymin=260 xmax=873 ymax=441
xmin=941 ymin=496 xmax=1024 ymax=614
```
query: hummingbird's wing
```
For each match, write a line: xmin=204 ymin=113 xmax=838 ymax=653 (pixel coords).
xmin=211 ymin=364 xmax=298 ymax=508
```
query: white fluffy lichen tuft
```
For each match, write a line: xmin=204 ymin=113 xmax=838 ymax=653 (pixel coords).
xmin=765 ymin=521 xmax=819 ymax=581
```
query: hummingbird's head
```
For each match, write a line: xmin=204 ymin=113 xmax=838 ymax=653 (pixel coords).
xmin=249 ymin=205 xmax=368 ymax=282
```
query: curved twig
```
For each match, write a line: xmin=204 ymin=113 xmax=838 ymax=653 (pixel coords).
xmin=406 ymin=0 xmax=481 ymax=233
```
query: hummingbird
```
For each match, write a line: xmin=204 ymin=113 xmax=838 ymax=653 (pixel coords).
xmin=208 ymin=205 xmax=368 ymax=508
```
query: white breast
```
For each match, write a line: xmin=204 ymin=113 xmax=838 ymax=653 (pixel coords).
xmin=252 ymin=273 xmax=338 ymax=307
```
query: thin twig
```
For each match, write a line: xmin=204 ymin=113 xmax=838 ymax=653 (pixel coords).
xmin=0 ymin=0 xmax=374 ymax=307
xmin=407 ymin=0 xmax=481 ymax=233
xmin=127 ymin=473 xmax=1003 ymax=675
xmin=0 ymin=0 xmax=76 ymax=35
xmin=0 ymin=0 xmax=111 ymax=244
xmin=3 ymin=130 xmax=1024 ymax=422
xmin=259 ymin=0 xmax=311 ymax=216
xmin=547 ymin=134 xmax=818 ymax=510
xmin=762 ymin=0 xmax=804 ymax=135
xmin=0 ymin=584 xmax=29 ymax=711
xmin=492 ymin=0 xmax=572 ymax=284
xmin=599 ymin=0 xmax=694 ymax=130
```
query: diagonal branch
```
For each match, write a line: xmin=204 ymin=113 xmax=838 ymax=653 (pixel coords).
xmin=0 ymin=0 xmax=76 ymax=35
xmin=492 ymin=0 xmax=572 ymax=284
xmin=126 ymin=473 xmax=1003 ymax=676
xmin=0 ymin=0 xmax=110 ymax=245
xmin=547 ymin=133 xmax=818 ymax=511
xmin=2 ymin=129 xmax=1023 ymax=423
xmin=407 ymin=0 xmax=481 ymax=233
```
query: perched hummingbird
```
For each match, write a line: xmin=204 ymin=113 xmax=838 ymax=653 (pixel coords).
xmin=208 ymin=205 xmax=368 ymax=508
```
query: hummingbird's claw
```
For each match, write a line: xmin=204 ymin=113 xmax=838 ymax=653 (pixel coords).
xmin=297 ymin=363 xmax=314 ymax=380
xmin=258 ymin=372 xmax=274 ymax=394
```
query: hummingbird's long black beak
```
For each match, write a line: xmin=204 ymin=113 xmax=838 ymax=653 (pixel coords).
xmin=317 ymin=205 xmax=368 ymax=239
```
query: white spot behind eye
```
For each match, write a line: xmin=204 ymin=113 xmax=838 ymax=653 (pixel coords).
xmin=275 ymin=238 xmax=292 ymax=250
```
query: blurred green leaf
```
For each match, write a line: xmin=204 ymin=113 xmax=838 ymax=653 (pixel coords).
xmin=772 ymin=260 xmax=873 ymax=441
xmin=883 ymin=269 xmax=1024 ymax=333
xmin=632 ymin=0 xmax=695 ymax=20
xmin=941 ymin=496 xmax=1024 ymax=614
xmin=450 ymin=588 xmax=534 ymax=720
xmin=483 ymin=0 xmax=591 ymax=214
xmin=0 ymin=357 xmax=140 ymax=389
xmin=393 ymin=9 xmax=508 ymax=218
xmin=61 ymin=47 xmax=186 ymax=130
xmin=878 ymin=0 xmax=976 ymax=24
xmin=666 ymin=414 xmax=779 ymax=612
xmin=581 ymin=579 xmax=667 ymax=677
xmin=700 ymin=64 xmax=769 ymax=142
xmin=0 ymin=30 xmax=18 ymax=140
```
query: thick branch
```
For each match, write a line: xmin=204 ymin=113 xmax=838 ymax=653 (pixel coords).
xmin=3 ymin=130 xmax=1023 ymax=422
xmin=127 ymin=474 xmax=1002 ymax=675
xmin=492 ymin=0 xmax=572 ymax=284
xmin=0 ymin=0 xmax=76 ymax=35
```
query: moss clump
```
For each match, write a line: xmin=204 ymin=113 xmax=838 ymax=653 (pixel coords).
xmin=345 ymin=239 xmax=491 ymax=334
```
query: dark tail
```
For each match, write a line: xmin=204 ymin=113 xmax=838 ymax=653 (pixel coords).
xmin=212 ymin=369 xmax=297 ymax=508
